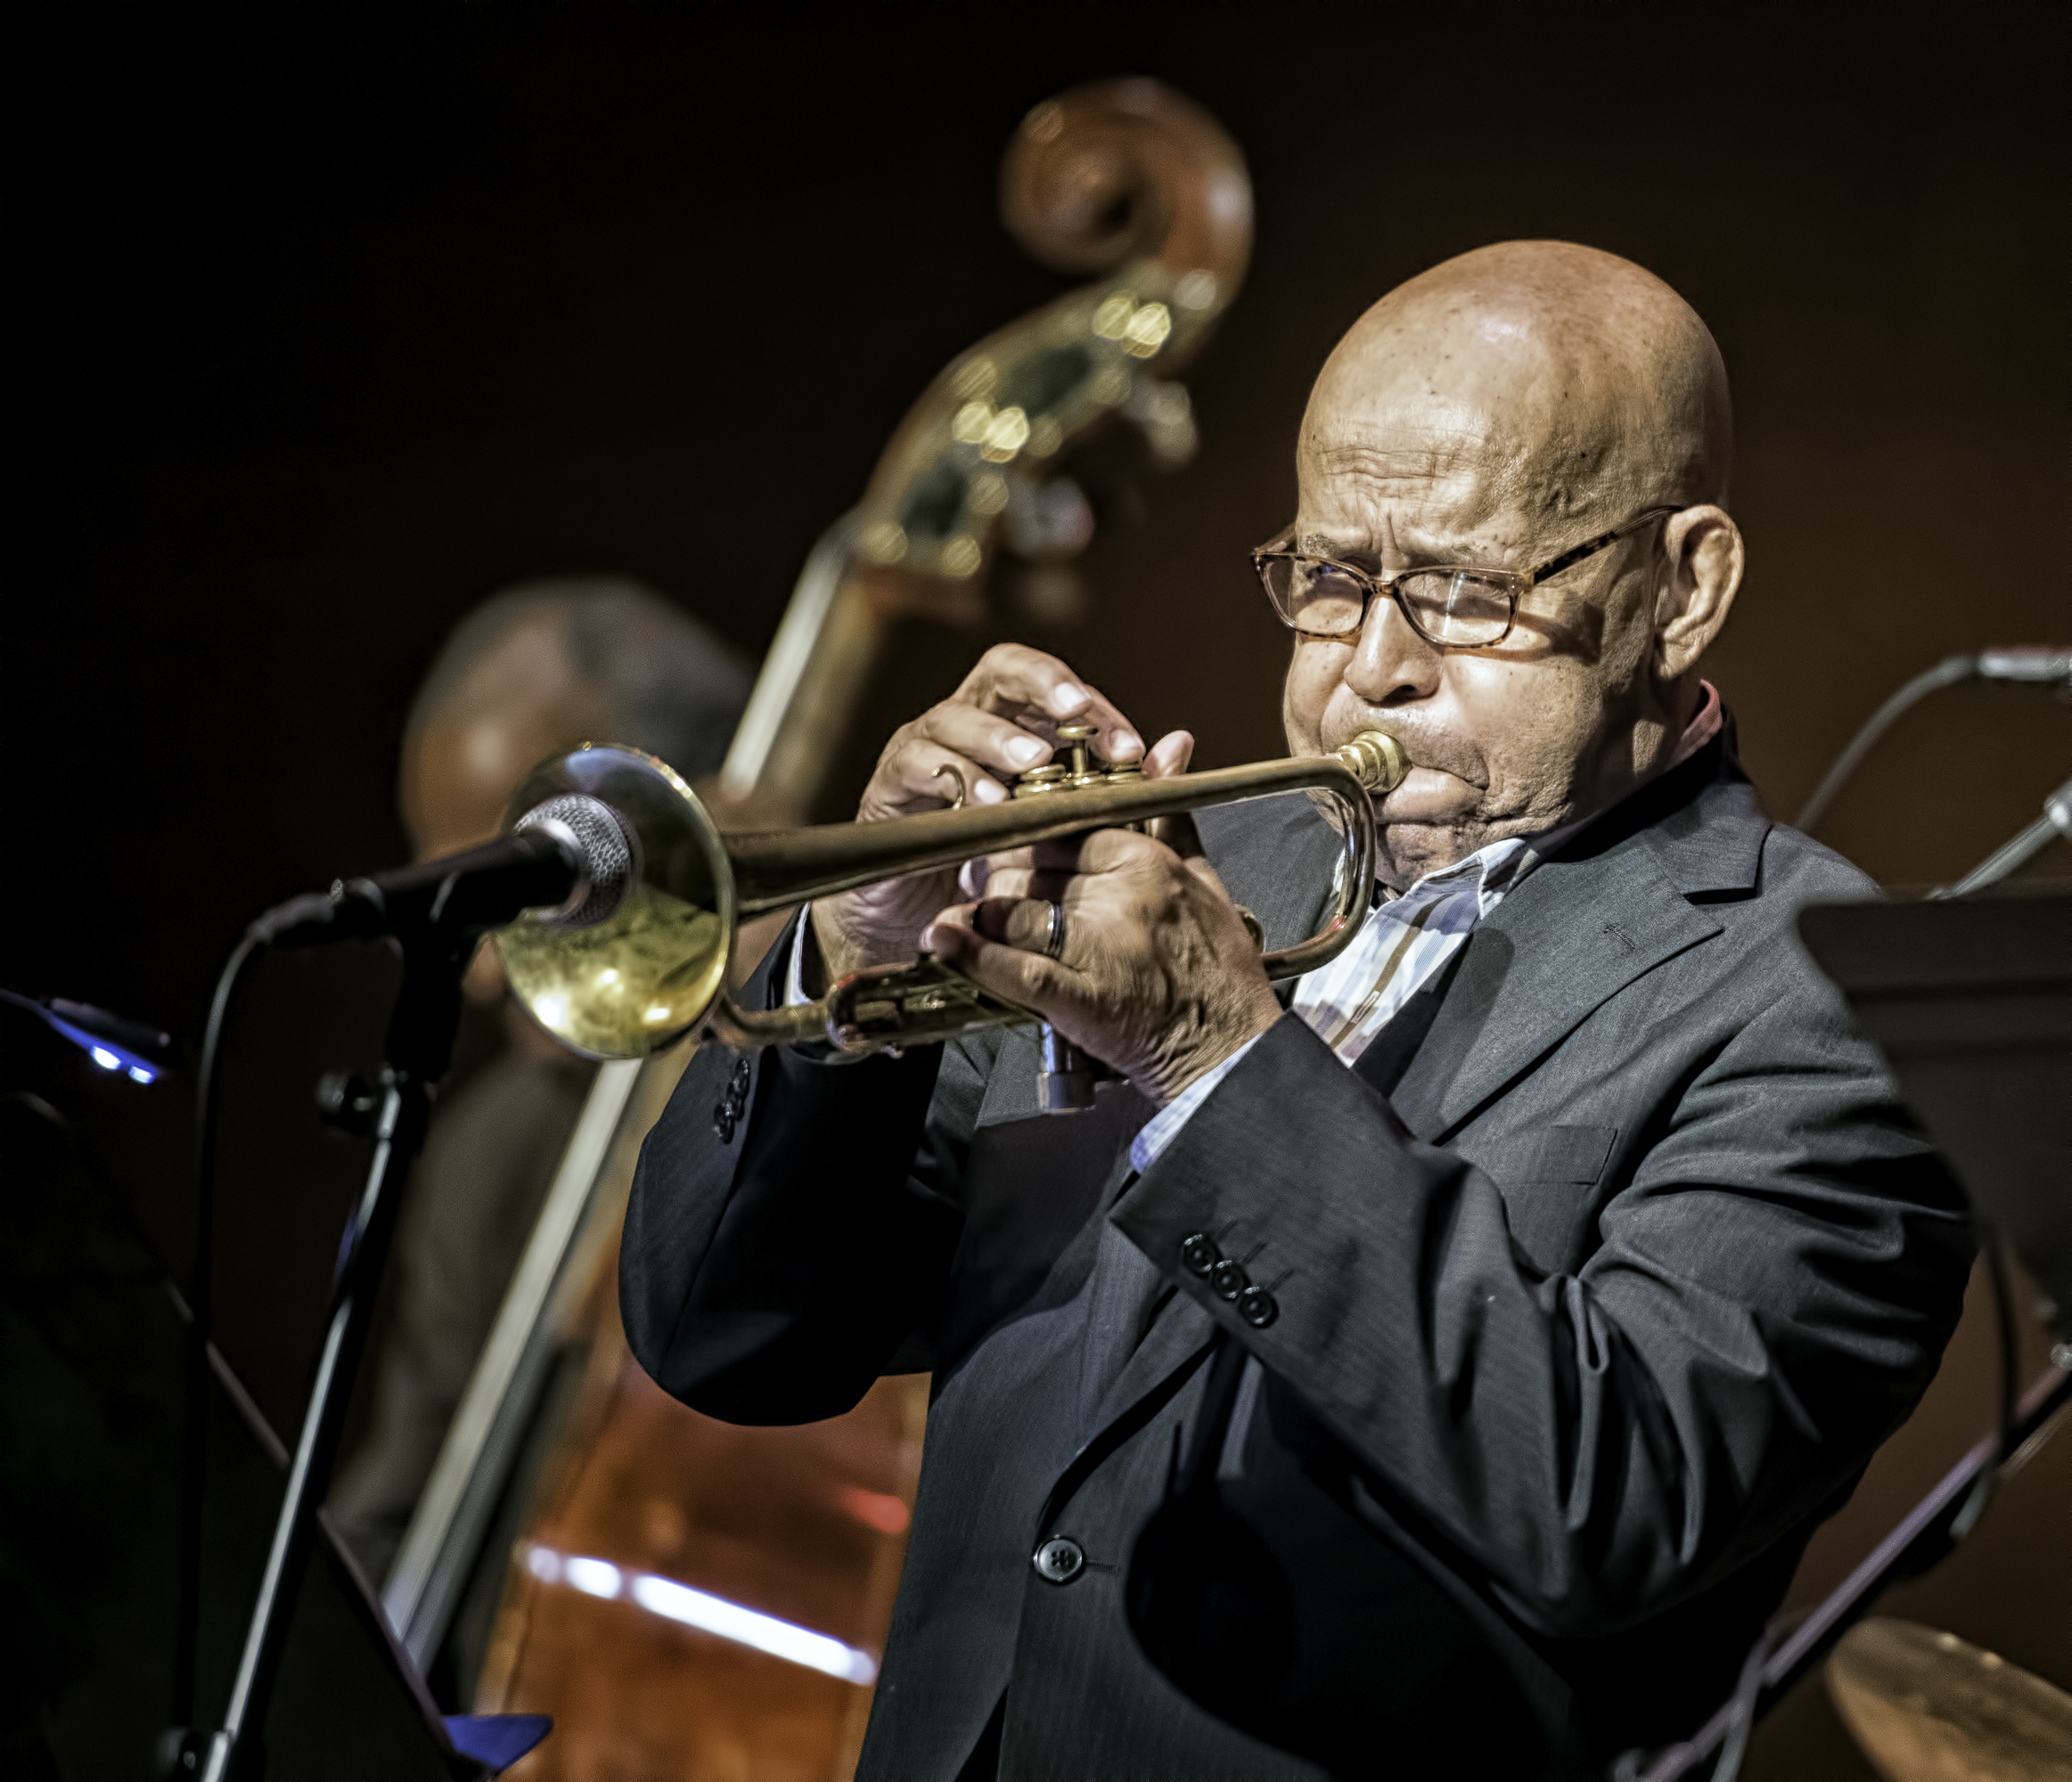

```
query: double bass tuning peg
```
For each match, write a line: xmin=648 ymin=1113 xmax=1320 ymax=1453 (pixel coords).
xmin=717 ymin=78 xmax=1251 ymax=822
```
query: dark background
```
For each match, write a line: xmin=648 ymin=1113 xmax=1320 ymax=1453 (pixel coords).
xmin=4 ymin=4 xmax=2066 ymax=1777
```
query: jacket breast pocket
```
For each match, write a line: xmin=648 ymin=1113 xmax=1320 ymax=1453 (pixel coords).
xmin=1472 ymin=1124 xmax=1619 ymax=1269
xmin=1483 ymin=1123 xmax=1617 ymax=1188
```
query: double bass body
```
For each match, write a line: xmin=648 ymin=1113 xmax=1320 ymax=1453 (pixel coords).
xmin=446 ymin=80 xmax=1257 ymax=1779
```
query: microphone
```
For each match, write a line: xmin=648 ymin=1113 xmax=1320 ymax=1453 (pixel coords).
xmin=1977 ymin=645 xmax=2071 ymax=683
xmin=249 ymin=792 xmax=638 ymax=949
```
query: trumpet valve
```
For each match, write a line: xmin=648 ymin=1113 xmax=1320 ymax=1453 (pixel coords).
xmin=1009 ymin=717 xmax=1156 ymax=822
xmin=1012 ymin=763 xmax=1070 ymax=797
xmin=1053 ymin=717 xmax=1104 ymax=788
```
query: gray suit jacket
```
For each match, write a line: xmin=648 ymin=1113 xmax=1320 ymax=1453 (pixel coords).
xmin=621 ymin=737 xmax=1970 ymax=1779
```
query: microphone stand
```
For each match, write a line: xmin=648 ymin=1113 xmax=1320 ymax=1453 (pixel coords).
xmin=148 ymin=828 xmax=581 ymax=1778
xmin=195 ymin=918 xmax=474 ymax=1782
xmin=1927 ymin=776 xmax=2072 ymax=901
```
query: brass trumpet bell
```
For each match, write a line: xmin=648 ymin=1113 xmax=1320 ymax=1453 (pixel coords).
xmin=493 ymin=747 xmax=737 ymax=1059
xmin=492 ymin=731 xmax=1410 ymax=1061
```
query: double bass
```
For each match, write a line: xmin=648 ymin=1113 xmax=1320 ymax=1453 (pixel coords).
xmin=393 ymin=79 xmax=1255 ymax=1780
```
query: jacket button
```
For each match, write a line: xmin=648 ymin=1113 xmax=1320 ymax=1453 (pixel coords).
xmin=1238 ymin=1286 xmax=1279 ymax=1328
xmin=1209 ymin=1259 xmax=1249 ymax=1301
xmin=712 ymin=1056 xmax=751 ymax=1144
xmin=1178 ymin=1232 xmax=1219 ymax=1277
xmin=1032 ymin=1536 xmax=1085 ymax=1585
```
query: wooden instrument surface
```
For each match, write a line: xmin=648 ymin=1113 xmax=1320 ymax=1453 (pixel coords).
xmin=475 ymin=1245 xmax=926 ymax=1782
xmin=466 ymin=78 xmax=1251 ymax=1779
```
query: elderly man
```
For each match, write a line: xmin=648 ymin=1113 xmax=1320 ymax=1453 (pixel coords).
xmin=622 ymin=243 xmax=1970 ymax=1778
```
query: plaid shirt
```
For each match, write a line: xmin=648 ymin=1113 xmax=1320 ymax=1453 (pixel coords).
xmin=1129 ymin=835 xmax=1538 ymax=1173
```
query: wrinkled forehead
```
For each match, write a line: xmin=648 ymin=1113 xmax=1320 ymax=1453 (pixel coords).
xmin=1296 ymin=323 xmax=1632 ymax=552
xmin=1296 ymin=407 xmax=1548 ymax=554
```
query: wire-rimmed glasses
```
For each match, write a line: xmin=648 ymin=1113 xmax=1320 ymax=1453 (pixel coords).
xmin=1252 ymin=506 xmax=1679 ymax=648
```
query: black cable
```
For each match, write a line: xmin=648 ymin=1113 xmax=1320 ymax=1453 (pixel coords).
xmin=1794 ymin=654 xmax=1976 ymax=834
xmin=1950 ymin=1223 xmax=2020 ymax=1541
xmin=169 ymin=928 xmax=266 ymax=1732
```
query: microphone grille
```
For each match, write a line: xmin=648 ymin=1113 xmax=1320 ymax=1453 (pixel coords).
xmin=517 ymin=794 xmax=638 ymax=928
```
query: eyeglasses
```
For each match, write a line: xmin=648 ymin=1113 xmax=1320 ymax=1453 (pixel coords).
xmin=1252 ymin=506 xmax=1679 ymax=649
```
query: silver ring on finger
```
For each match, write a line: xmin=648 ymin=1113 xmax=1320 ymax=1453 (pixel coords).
xmin=1042 ymin=899 xmax=1068 ymax=961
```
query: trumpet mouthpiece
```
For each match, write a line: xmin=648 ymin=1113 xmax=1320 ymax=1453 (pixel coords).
xmin=1334 ymin=730 xmax=1409 ymax=794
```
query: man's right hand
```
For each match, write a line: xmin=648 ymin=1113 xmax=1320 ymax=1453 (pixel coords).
xmin=808 ymin=644 xmax=1170 ymax=988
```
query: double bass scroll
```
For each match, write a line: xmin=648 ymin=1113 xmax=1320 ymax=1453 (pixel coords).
xmin=721 ymin=78 xmax=1254 ymax=819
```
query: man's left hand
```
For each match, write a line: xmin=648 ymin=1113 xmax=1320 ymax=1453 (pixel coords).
xmin=921 ymin=818 xmax=1283 ymax=1108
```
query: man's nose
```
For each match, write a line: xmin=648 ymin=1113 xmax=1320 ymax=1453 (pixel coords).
xmin=1344 ymin=590 xmax=1441 ymax=704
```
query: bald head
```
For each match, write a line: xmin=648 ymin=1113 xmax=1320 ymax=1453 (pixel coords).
xmin=1282 ymin=241 xmax=1745 ymax=887
xmin=1306 ymin=241 xmax=1731 ymax=536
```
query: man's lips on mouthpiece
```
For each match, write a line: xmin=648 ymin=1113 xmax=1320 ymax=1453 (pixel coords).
xmin=1372 ymin=764 xmax=1478 ymax=822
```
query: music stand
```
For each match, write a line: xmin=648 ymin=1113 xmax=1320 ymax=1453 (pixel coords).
xmin=185 ymin=1320 xmax=555 ymax=1779
xmin=1798 ymin=888 xmax=2071 ymax=1336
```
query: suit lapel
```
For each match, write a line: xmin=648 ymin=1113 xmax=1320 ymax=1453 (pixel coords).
xmin=1387 ymin=733 xmax=1773 ymax=1143
xmin=1170 ymin=740 xmax=1765 ymax=1150
xmin=1390 ymin=837 xmax=1723 ymax=1143
xmin=1193 ymin=763 xmax=1738 ymax=1143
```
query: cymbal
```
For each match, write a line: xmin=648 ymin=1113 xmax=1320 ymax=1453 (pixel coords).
xmin=1827 ymin=1617 xmax=2072 ymax=1781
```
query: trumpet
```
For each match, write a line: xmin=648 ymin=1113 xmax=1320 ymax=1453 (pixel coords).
xmin=490 ymin=727 xmax=1409 ymax=1067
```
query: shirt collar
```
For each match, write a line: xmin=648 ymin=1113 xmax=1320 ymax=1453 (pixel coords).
xmin=1670 ymin=679 xmax=1724 ymax=768
xmin=1372 ymin=834 xmax=1534 ymax=932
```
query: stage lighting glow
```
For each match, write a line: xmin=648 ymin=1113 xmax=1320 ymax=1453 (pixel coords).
xmin=7 ymin=989 xmax=175 ymax=1084
xmin=838 ymin=1485 xmax=911 ymax=1535
xmin=563 ymin=1556 xmax=624 ymax=1598
xmin=517 ymin=1542 xmax=879 ymax=1685
xmin=628 ymin=1574 xmax=880 ymax=1685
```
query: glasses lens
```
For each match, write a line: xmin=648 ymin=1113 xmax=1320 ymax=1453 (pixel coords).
xmin=1260 ymin=556 xmax=1368 ymax=636
xmin=1396 ymin=571 xmax=1514 ymax=645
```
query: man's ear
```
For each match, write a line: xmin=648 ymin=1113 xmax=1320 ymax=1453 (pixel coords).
xmin=1655 ymin=505 xmax=1742 ymax=678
